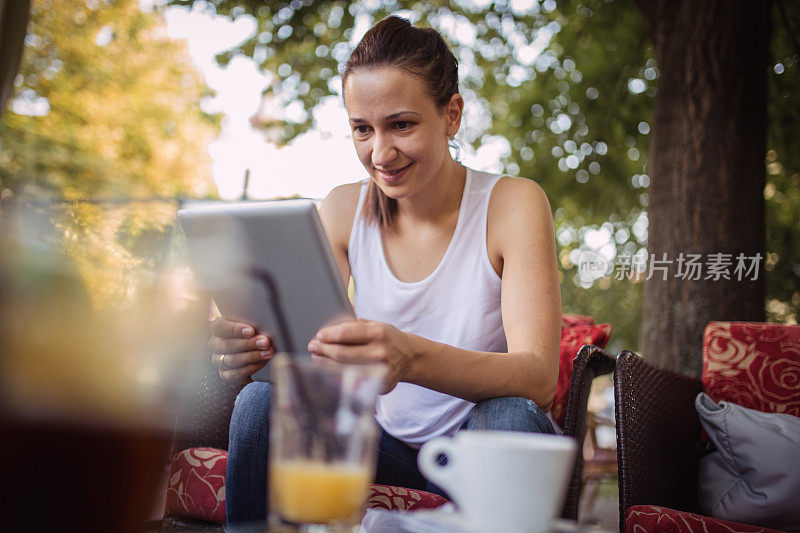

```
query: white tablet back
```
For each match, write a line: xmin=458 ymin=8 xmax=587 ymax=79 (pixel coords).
xmin=177 ymin=200 xmax=354 ymax=380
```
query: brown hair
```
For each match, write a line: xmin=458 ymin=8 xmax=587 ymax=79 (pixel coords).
xmin=342 ymin=16 xmax=459 ymax=228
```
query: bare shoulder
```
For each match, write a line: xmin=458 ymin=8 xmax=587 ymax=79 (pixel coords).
xmin=487 ymin=176 xmax=555 ymax=262
xmin=489 ymin=176 xmax=553 ymax=226
xmin=319 ymin=181 xmax=363 ymax=251
xmin=322 ymin=181 xmax=362 ymax=212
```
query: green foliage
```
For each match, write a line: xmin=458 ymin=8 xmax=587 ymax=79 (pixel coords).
xmin=765 ymin=1 xmax=800 ymax=323
xmin=0 ymin=0 xmax=219 ymax=307
xmin=0 ymin=0 xmax=219 ymax=199
xmin=482 ymin=0 xmax=653 ymax=348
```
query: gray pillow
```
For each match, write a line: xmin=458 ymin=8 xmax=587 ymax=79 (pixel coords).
xmin=695 ymin=392 xmax=800 ymax=532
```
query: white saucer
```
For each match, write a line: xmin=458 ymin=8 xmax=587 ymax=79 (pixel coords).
xmin=360 ymin=508 xmax=602 ymax=533
xmin=361 ymin=507 xmax=478 ymax=533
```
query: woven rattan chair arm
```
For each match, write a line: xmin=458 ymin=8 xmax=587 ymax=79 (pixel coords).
xmin=561 ymin=344 xmax=615 ymax=520
xmin=171 ymin=354 xmax=244 ymax=453
xmin=563 ymin=345 xmax=616 ymax=437
xmin=614 ymin=350 xmax=703 ymax=531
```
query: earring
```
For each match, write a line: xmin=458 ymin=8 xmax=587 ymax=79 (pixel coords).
xmin=449 ymin=134 xmax=455 ymax=141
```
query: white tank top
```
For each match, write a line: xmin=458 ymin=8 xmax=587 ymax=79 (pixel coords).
xmin=348 ymin=167 xmax=507 ymax=448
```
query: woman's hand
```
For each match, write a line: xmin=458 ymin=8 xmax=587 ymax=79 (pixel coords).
xmin=307 ymin=319 xmax=416 ymax=394
xmin=208 ymin=317 xmax=275 ymax=384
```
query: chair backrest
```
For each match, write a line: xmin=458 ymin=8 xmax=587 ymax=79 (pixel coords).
xmin=614 ymin=351 xmax=704 ymax=527
xmin=703 ymin=322 xmax=800 ymax=416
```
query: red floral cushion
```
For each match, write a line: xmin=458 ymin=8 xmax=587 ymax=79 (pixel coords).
xmin=551 ymin=317 xmax=612 ymax=428
xmin=625 ymin=505 xmax=786 ymax=533
xmin=165 ymin=447 xmax=227 ymax=524
xmin=703 ymin=322 xmax=800 ymax=416
xmin=365 ymin=484 xmax=448 ymax=512
xmin=165 ymin=448 xmax=448 ymax=524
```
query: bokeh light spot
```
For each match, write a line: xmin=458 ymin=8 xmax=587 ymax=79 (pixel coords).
xmin=627 ymin=78 xmax=646 ymax=94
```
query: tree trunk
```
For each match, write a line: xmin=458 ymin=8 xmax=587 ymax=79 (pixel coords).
xmin=636 ymin=0 xmax=770 ymax=377
xmin=0 ymin=0 xmax=31 ymax=118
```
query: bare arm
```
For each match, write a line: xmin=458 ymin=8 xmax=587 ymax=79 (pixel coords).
xmin=408 ymin=179 xmax=561 ymax=407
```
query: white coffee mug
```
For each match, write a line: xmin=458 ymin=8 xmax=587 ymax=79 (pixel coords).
xmin=417 ymin=431 xmax=577 ymax=533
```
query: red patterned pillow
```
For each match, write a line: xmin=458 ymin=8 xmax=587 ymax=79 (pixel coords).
xmin=550 ymin=320 xmax=612 ymax=428
xmin=625 ymin=505 xmax=786 ymax=533
xmin=703 ymin=322 xmax=800 ymax=417
xmin=165 ymin=447 xmax=228 ymax=524
xmin=366 ymin=485 xmax=448 ymax=512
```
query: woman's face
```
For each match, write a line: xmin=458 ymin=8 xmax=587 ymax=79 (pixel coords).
xmin=343 ymin=67 xmax=462 ymax=200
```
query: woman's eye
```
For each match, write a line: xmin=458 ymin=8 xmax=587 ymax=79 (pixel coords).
xmin=395 ymin=121 xmax=412 ymax=130
xmin=354 ymin=126 xmax=370 ymax=135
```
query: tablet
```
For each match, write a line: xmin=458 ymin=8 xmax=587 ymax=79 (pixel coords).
xmin=177 ymin=200 xmax=354 ymax=381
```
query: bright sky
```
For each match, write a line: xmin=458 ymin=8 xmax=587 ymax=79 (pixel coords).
xmin=156 ymin=4 xmax=511 ymax=200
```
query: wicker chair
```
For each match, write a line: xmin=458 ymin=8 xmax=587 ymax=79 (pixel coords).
xmin=614 ymin=322 xmax=800 ymax=533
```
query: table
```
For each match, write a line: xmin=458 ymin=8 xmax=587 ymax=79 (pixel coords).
xmin=261 ymin=509 xmax=614 ymax=533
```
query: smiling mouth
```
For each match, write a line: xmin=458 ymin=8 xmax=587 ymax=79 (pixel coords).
xmin=376 ymin=163 xmax=413 ymax=177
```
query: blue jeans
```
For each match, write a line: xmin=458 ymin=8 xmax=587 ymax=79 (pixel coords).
xmin=225 ymin=382 xmax=554 ymax=530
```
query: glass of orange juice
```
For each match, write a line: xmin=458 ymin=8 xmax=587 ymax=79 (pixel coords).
xmin=269 ymin=353 xmax=386 ymax=529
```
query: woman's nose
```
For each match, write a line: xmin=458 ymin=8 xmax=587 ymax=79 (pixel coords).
xmin=371 ymin=133 xmax=397 ymax=166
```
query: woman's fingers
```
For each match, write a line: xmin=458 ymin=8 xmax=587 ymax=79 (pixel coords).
xmin=209 ymin=317 xmax=274 ymax=384
xmin=308 ymin=339 xmax=387 ymax=364
xmin=310 ymin=320 xmax=398 ymax=363
xmin=208 ymin=334 xmax=271 ymax=356
xmin=216 ymin=350 xmax=273 ymax=371
xmin=316 ymin=320 xmax=382 ymax=344
xmin=220 ymin=360 xmax=269 ymax=384
xmin=210 ymin=317 xmax=256 ymax=339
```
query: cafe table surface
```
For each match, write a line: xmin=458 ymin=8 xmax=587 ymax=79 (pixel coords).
xmin=255 ymin=508 xmax=613 ymax=533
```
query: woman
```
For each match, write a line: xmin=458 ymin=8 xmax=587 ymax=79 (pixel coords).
xmin=209 ymin=15 xmax=562 ymax=528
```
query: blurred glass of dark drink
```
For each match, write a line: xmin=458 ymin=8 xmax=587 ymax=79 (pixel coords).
xmin=0 ymin=205 xmax=207 ymax=532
